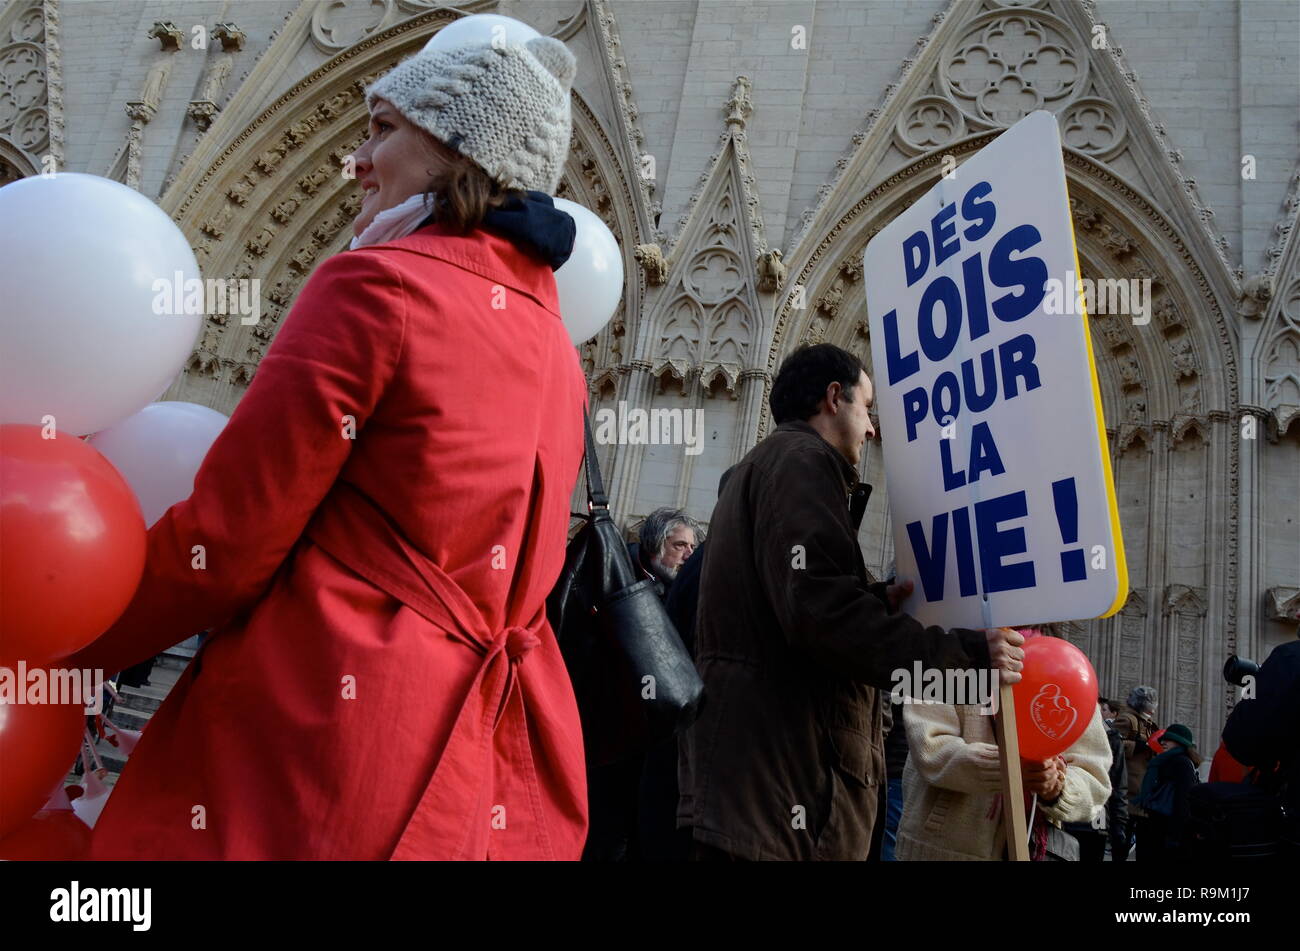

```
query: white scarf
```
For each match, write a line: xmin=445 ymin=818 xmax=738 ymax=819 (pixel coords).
xmin=349 ymin=192 xmax=436 ymax=250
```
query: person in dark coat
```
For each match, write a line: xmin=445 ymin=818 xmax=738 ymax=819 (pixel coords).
xmin=880 ymin=699 xmax=909 ymax=861
xmin=585 ymin=508 xmax=701 ymax=861
xmin=677 ymin=343 xmax=1026 ymax=861
xmin=1221 ymin=636 xmax=1300 ymax=854
xmin=1065 ymin=698 xmax=1128 ymax=860
xmin=1103 ymin=700 xmax=1130 ymax=860
xmin=1135 ymin=723 xmax=1200 ymax=861
xmin=635 ymin=472 xmax=735 ymax=860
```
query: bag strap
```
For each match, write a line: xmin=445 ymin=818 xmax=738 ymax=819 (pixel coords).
xmin=582 ymin=412 xmax=609 ymax=512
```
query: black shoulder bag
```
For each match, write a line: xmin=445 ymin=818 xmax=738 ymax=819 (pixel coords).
xmin=546 ymin=415 xmax=704 ymax=766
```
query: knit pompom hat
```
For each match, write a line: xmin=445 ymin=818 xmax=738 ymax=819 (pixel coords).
xmin=364 ymin=35 xmax=576 ymax=195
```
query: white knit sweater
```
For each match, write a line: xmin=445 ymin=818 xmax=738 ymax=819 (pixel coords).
xmin=895 ymin=701 xmax=1112 ymax=861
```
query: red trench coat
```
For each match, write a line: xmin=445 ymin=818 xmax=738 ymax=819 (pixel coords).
xmin=68 ymin=222 xmax=589 ymax=859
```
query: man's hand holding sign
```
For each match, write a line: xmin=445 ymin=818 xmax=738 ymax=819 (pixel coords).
xmin=865 ymin=111 xmax=1127 ymax=859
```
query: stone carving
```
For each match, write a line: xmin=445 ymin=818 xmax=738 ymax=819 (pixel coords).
xmin=725 ymin=75 xmax=752 ymax=131
xmin=940 ymin=9 xmax=1087 ymax=126
xmin=1096 ymin=316 xmax=1127 ymax=350
xmin=895 ymin=96 xmax=965 ymax=154
xmin=702 ymin=361 xmax=741 ymax=399
xmin=311 ymin=0 xmax=396 ymax=52
xmin=1124 ymin=388 xmax=1147 ymax=423
xmin=213 ymin=22 xmax=245 ymax=53
xmin=1061 ymin=97 xmax=1125 ymax=160
xmin=1169 ymin=334 xmax=1198 ymax=379
xmin=147 ymin=21 xmax=183 ymax=52
xmin=187 ymin=100 xmax=217 ymax=130
xmin=652 ymin=357 xmax=691 ymax=396
xmin=226 ymin=174 xmax=255 ymax=205
xmin=1262 ymin=279 xmax=1300 ymax=420
xmin=1237 ymin=272 xmax=1274 ymax=320
xmin=256 ymin=145 xmax=287 ymax=176
xmin=1265 ymin=587 xmax=1300 ymax=625
xmin=199 ymin=56 xmax=232 ymax=104
xmin=297 ymin=163 xmax=332 ymax=196
xmin=270 ymin=196 xmax=301 ymax=225
xmin=1116 ymin=350 xmax=1141 ymax=386
xmin=1164 ymin=584 xmax=1208 ymax=617
xmin=816 ymin=280 xmax=844 ymax=321
xmin=754 ymin=249 xmax=783 ymax=294
xmin=1153 ymin=296 xmax=1183 ymax=333
xmin=0 ymin=40 xmax=46 ymax=152
xmin=200 ymin=202 xmax=234 ymax=239
xmin=245 ymin=227 xmax=273 ymax=257
xmin=634 ymin=243 xmax=667 ymax=285
xmin=142 ymin=58 xmax=171 ymax=112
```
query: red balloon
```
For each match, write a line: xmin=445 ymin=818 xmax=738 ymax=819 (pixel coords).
xmin=0 ymin=693 xmax=85 ymax=839
xmin=0 ymin=808 xmax=91 ymax=861
xmin=0 ymin=424 xmax=146 ymax=664
xmin=1011 ymin=636 xmax=1098 ymax=760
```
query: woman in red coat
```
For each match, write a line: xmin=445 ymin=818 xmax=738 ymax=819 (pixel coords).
xmin=68 ymin=35 xmax=591 ymax=859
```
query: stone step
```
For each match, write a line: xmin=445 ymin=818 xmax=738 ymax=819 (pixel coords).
xmin=58 ymin=643 xmax=200 ymax=792
xmin=115 ymin=680 xmax=177 ymax=715
xmin=106 ymin=703 xmax=151 ymax=732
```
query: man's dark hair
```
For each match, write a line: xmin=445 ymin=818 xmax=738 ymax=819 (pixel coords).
xmin=769 ymin=343 xmax=866 ymax=424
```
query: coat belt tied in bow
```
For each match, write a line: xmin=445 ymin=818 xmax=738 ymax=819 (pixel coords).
xmin=305 ymin=481 xmax=555 ymax=859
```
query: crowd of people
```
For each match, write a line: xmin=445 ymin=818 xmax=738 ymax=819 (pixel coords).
xmin=580 ymin=344 xmax=1298 ymax=862
xmin=66 ymin=24 xmax=1295 ymax=861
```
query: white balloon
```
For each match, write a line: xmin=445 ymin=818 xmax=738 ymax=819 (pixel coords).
xmin=0 ymin=173 xmax=203 ymax=436
xmin=422 ymin=13 xmax=540 ymax=53
xmin=552 ymin=198 xmax=624 ymax=346
xmin=87 ymin=401 xmax=228 ymax=527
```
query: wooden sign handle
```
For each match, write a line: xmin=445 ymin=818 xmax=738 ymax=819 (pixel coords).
xmin=994 ymin=679 xmax=1030 ymax=861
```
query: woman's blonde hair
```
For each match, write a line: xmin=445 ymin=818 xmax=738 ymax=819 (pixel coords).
xmin=420 ymin=133 xmax=525 ymax=235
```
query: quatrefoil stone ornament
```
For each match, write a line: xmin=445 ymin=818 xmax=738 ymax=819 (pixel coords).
xmin=941 ymin=10 xmax=1088 ymax=127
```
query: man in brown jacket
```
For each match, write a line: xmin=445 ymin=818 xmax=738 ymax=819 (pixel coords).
xmin=677 ymin=343 xmax=1025 ymax=860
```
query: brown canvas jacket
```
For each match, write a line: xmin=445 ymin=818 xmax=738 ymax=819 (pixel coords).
xmin=677 ymin=420 xmax=992 ymax=860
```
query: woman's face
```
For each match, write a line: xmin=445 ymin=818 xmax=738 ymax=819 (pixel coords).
xmin=350 ymin=98 xmax=438 ymax=237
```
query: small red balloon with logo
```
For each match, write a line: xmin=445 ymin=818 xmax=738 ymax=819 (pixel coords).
xmin=1011 ymin=636 xmax=1098 ymax=760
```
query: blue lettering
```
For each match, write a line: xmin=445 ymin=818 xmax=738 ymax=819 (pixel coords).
xmin=974 ymin=490 xmax=1036 ymax=593
xmin=907 ymin=513 xmax=949 ymax=602
xmin=882 ymin=308 xmax=920 ymax=386
xmin=918 ymin=276 xmax=963 ymax=363
xmin=903 ymin=231 xmax=930 ymax=287
xmin=961 ymin=181 xmax=996 ymax=241
xmin=932 ymin=202 xmax=960 ymax=267
xmin=989 ymin=223 xmax=1047 ymax=322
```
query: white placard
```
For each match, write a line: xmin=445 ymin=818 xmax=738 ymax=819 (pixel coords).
xmin=864 ymin=111 xmax=1127 ymax=630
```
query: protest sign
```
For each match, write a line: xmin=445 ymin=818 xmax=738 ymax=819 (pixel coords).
xmin=864 ymin=111 xmax=1127 ymax=630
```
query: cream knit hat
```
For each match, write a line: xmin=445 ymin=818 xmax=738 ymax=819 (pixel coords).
xmin=364 ymin=35 xmax=576 ymax=195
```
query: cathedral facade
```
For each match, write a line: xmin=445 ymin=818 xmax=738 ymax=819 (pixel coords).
xmin=3 ymin=0 xmax=1296 ymax=749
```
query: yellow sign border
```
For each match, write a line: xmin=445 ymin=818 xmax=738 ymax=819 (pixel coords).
xmin=1068 ymin=201 xmax=1129 ymax=618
